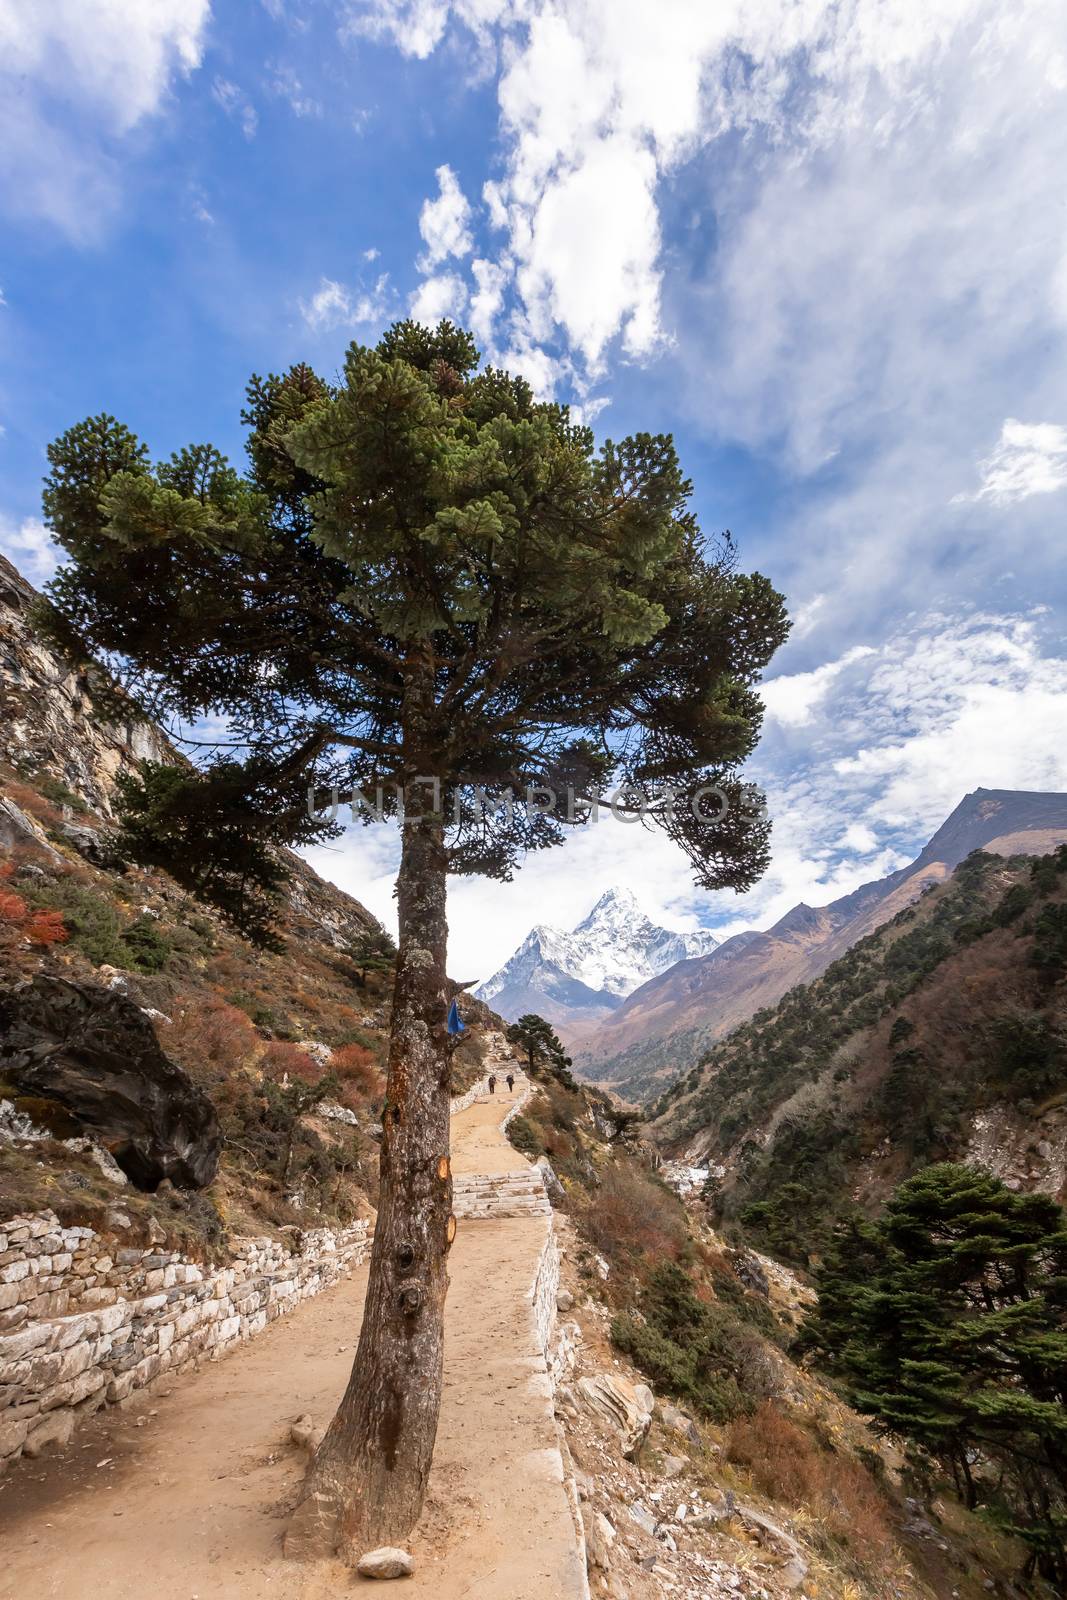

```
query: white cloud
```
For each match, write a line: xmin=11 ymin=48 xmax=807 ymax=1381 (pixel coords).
xmin=212 ymin=77 xmax=258 ymax=139
xmin=300 ymin=273 xmax=392 ymax=331
xmin=761 ymin=647 xmax=876 ymax=728
xmin=469 ymin=257 xmax=507 ymax=346
xmin=954 ymin=418 xmax=1067 ymax=506
xmin=0 ymin=0 xmax=211 ymax=232
xmin=515 ymin=134 xmax=662 ymax=366
xmin=346 ymin=0 xmax=509 ymax=60
xmin=409 ymin=271 xmax=468 ymax=325
xmin=368 ymin=0 xmax=1060 ymax=377
xmin=302 ymin=606 xmax=1067 ymax=977
xmin=190 ymin=185 xmax=214 ymax=225
xmin=0 ymin=516 xmax=61 ymax=585
xmin=0 ymin=0 xmax=208 ymax=130
xmin=268 ymin=64 xmax=322 ymax=118
xmin=361 ymin=0 xmax=1067 ymax=644
xmin=789 ymin=594 xmax=826 ymax=642
xmin=736 ymin=609 xmax=1067 ymax=924
xmin=417 ymin=164 xmax=473 ymax=270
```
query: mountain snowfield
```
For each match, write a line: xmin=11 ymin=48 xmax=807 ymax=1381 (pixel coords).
xmin=474 ymin=887 xmax=718 ymax=1031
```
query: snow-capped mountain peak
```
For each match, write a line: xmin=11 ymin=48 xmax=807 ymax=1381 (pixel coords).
xmin=475 ymin=889 xmax=719 ymax=1031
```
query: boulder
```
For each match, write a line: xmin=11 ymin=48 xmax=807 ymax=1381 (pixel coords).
xmin=780 ymin=1556 xmax=810 ymax=1590
xmin=657 ymin=1401 xmax=701 ymax=1447
xmin=0 ymin=975 xmax=222 ymax=1190
xmin=23 ymin=1407 xmax=75 ymax=1457
xmin=0 ymin=797 xmax=62 ymax=861
xmin=536 ymin=1155 xmax=566 ymax=1201
xmin=357 ymin=1547 xmax=415 ymax=1579
xmin=586 ymin=1510 xmax=616 ymax=1570
xmin=730 ymin=1248 xmax=770 ymax=1298
xmin=289 ymin=1414 xmax=325 ymax=1455
xmin=577 ymin=1373 xmax=652 ymax=1458
xmin=736 ymin=1503 xmax=808 ymax=1575
xmin=628 ymin=1500 xmax=658 ymax=1537
xmin=58 ymin=822 xmax=120 ymax=865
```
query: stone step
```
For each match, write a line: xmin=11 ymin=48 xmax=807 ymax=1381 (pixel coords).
xmin=453 ymin=1179 xmax=544 ymax=1194
xmin=452 ymin=1166 xmax=551 ymax=1220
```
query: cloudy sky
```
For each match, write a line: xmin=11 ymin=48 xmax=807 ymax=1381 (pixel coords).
xmin=2 ymin=0 xmax=1066 ymax=979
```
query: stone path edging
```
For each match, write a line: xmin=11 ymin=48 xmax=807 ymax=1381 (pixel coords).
xmin=0 ymin=1212 xmax=370 ymax=1472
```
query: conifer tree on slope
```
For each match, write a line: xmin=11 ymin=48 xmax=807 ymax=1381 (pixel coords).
xmin=806 ymin=1163 xmax=1067 ymax=1583
xmin=41 ymin=321 xmax=788 ymax=1561
xmin=507 ymin=1012 xmax=568 ymax=1074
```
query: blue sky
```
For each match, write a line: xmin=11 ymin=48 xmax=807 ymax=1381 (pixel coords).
xmin=2 ymin=0 xmax=1067 ymax=978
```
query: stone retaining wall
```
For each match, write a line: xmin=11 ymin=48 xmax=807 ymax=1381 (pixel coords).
xmin=449 ymin=1074 xmax=491 ymax=1117
xmin=0 ymin=1209 xmax=370 ymax=1472
xmin=501 ymin=1079 xmax=533 ymax=1132
xmin=531 ymin=1218 xmax=560 ymax=1357
xmin=529 ymin=1218 xmax=590 ymax=1600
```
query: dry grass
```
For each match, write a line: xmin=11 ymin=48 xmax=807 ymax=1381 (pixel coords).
xmin=331 ymin=1042 xmax=385 ymax=1103
xmin=726 ymin=1401 xmax=897 ymax=1569
xmin=576 ymin=1162 xmax=689 ymax=1269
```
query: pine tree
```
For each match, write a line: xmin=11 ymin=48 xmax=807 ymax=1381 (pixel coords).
xmin=41 ymin=321 xmax=788 ymax=1560
xmin=805 ymin=1164 xmax=1067 ymax=1584
xmin=348 ymin=927 xmax=398 ymax=986
xmin=506 ymin=1012 xmax=568 ymax=1074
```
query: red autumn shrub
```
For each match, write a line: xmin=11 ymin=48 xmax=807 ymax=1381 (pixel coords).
xmin=0 ymin=877 xmax=69 ymax=947
xmin=725 ymin=1402 xmax=894 ymax=1563
xmin=161 ymin=1001 xmax=261 ymax=1078
xmin=26 ymin=910 xmax=69 ymax=947
xmin=260 ymin=1040 xmax=321 ymax=1084
xmin=331 ymin=1042 xmax=385 ymax=1102
xmin=0 ymin=888 xmax=27 ymax=922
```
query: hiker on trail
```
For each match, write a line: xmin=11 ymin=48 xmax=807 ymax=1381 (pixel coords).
xmin=506 ymin=1072 xmax=515 ymax=1093
xmin=488 ymin=1074 xmax=496 ymax=1095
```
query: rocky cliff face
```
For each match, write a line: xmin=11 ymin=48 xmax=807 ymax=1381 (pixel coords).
xmin=475 ymin=887 xmax=718 ymax=1031
xmin=0 ymin=552 xmax=376 ymax=952
xmin=1 ymin=975 xmax=222 ymax=1190
xmin=578 ymin=789 xmax=1067 ymax=1099
xmin=0 ymin=555 xmax=172 ymax=817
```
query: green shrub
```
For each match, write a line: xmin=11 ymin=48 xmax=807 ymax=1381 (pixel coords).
xmin=37 ymin=775 xmax=90 ymax=815
xmin=27 ymin=881 xmax=128 ymax=965
xmin=610 ymin=1261 xmax=766 ymax=1423
xmin=25 ymin=882 xmax=173 ymax=971
xmin=121 ymin=915 xmax=173 ymax=972
xmin=506 ymin=1113 xmax=544 ymax=1159
xmin=988 ymin=1007 xmax=1065 ymax=1098
xmin=1032 ymin=902 xmax=1067 ymax=978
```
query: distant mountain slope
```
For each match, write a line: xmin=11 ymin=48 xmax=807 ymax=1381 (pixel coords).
xmin=474 ymin=887 xmax=718 ymax=1029
xmin=650 ymin=844 xmax=1067 ymax=1266
xmin=577 ymin=789 xmax=1067 ymax=1100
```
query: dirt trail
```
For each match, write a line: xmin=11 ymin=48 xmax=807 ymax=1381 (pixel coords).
xmin=0 ymin=1069 xmax=584 ymax=1598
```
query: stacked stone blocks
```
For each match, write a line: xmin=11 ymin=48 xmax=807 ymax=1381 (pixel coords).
xmin=0 ymin=1210 xmax=370 ymax=1470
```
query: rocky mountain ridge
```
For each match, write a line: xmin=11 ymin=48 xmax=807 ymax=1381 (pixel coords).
xmin=576 ymin=788 xmax=1067 ymax=1101
xmin=652 ymin=842 xmax=1067 ymax=1265
xmin=475 ymin=886 xmax=718 ymax=1029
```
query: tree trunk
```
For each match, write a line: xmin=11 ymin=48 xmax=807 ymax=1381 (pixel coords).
xmin=285 ymin=809 xmax=451 ymax=1562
